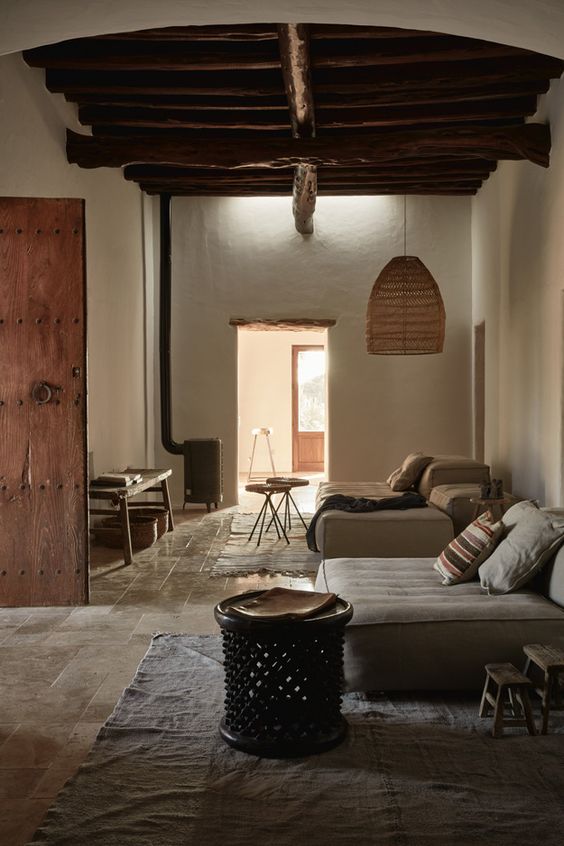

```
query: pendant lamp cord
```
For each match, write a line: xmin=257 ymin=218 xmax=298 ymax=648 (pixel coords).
xmin=403 ymin=195 xmax=407 ymax=257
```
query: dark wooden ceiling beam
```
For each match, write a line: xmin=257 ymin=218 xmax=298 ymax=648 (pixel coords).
xmin=95 ymin=25 xmax=279 ymax=41
xmin=78 ymin=97 xmax=537 ymax=131
xmin=66 ymin=123 xmax=551 ymax=169
xmin=24 ymin=35 xmax=534 ymax=72
xmin=140 ymin=184 xmax=479 ymax=196
xmin=124 ymin=160 xmax=496 ymax=181
xmin=67 ymin=80 xmax=549 ymax=111
xmin=91 ymin=25 xmax=443 ymax=42
xmin=126 ymin=173 xmax=491 ymax=187
xmin=45 ymin=69 xmax=284 ymax=98
xmin=278 ymin=23 xmax=317 ymax=234
xmin=44 ymin=56 xmax=562 ymax=98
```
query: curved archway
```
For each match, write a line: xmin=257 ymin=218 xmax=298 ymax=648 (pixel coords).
xmin=2 ymin=0 xmax=564 ymax=59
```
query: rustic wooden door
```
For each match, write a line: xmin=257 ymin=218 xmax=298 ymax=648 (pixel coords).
xmin=0 ymin=197 xmax=88 ymax=607
xmin=292 ymin=345 xmax=325 ymax=473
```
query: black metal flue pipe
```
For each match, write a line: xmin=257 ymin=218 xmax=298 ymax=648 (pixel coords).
xmin=159 ymin=193 xmax=183 ymax=455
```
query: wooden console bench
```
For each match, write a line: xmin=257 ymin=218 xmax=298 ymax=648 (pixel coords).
xmin=89 ymin=468 xmax=174 ymax=566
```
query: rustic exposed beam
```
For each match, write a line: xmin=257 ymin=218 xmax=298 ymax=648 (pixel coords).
xmin=278 ymin=23 xmax=317 ymax=234
xmin=46 ymin=69 xmax=284 ymax=98
xmin=140 ymin=184 xmax=479 ymax=196
xmin=229 ymin=318 xmax=336 ymax=331
xmin=26 ymin=45 xmax=281 ymax=72
xmin=68 ymin=80 xmax=549 ymax=111
xmin=123 ymin=160 xmax=497 ymax=181
xmin=292 ymin=165 xmax=318 ymax=234
xmin=95 ymin=25 xmax=279 ymax=42
xmin=278 ymin=24 xmax=315 ymax=137
xmin=45 ymin=56 xmax=563 ymax=98
xmin=128 ymin=175 xmax=489 ymax=190
xmin=92 ymin=25 xmax=439 ymax=42
xmin=124 ymin=161 xmax=496 ymax=183
xmin=24 ymin=36 xmax=531 ymax=72
xmin=79 ymin=106 xmax=291 ymax=131
xmin=78 ymin=96 xmax=537 ymax=131
xmin=67 ymin=124 xmax=551 ymax=169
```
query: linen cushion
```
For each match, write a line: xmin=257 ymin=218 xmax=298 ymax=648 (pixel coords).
xmin=416 ymin=455 xmax=490 ymax=499
xmin=434 ymin=513 xmax=503 ymax=585
xmin=387 ymin=452 xmax=433 ymax=491
xmin=479 ymin=501 xmax=564 ymax=594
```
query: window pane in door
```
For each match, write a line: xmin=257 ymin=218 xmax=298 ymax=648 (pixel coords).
xmin=298 ymin=349 xmax=325 ymax=432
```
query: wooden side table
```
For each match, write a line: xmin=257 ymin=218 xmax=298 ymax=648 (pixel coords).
xmin=523 ymin=643 xmax=564 ymax=734
xmin=245 ymin=482 xmax=291 ymax=546
xmin=266 ymin=476 xmax=310 ymax=532
xmin=470 ymin=497 xmax=511 ymax=522
xmin=215 ymin=591 xmax=353 ymax=757
xmin=89 ymin=468 xmax=174 ymax=566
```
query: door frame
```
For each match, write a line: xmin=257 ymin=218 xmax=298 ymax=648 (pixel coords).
xmin=292 ymin=344 xmax=325 ymax=472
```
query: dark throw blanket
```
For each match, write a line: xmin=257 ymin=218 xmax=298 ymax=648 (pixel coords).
xmin=306 ymin=491 xmax=427 ymax=551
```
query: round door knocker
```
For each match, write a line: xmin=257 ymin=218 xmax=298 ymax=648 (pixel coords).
xmin=31 ymin=381 xmax=53 ymax=405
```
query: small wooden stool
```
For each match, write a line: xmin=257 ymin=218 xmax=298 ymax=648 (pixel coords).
xmin=523 ymin=643 xmax=564 ymax=734
xmin=479 ymin=663 xmax=536 ymax=738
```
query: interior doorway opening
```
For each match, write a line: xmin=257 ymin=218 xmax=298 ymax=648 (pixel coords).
xmin=237 ymin=327 xmax=327 ymax=485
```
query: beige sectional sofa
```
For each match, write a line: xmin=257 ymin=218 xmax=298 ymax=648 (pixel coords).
xmin=314 ymin=455 xmax=491 ymax=559
xmin=315 ymin=543 xmax=564 ymax=692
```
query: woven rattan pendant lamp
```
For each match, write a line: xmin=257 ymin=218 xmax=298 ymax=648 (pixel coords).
xmin=366 ymin=197 xmax=445 ymax=355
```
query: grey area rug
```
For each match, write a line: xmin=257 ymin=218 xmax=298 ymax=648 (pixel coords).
xmin=208 ymin=511 xmax=320 ymax=577
xmin=30 ymin=634 xmax=564 ymax=846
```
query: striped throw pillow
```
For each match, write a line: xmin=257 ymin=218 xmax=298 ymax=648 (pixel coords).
xmin=434 ymin=514 xmax=504 ymax=585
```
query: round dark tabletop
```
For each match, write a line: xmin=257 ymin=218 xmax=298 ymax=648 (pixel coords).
xmin=215 ymin=590 xmax=353 ymax=632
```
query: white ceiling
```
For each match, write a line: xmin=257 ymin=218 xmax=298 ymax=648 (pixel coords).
xmin=2 ymin=0 xmax=564 ymax=58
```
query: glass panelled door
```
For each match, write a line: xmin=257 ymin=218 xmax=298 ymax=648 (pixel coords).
xmin=292 ymin=345 xmax=325 ymax=472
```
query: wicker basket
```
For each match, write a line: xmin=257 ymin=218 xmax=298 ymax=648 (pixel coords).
xmin=94 ymin=515 xmax=158 ymax=550
xmin=130 ymin=507 xmax=169 ymax=538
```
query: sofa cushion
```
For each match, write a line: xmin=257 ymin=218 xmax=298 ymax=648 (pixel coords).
xmin=315 ymin=557 xmax=564 ymax=690
xmin=434 ymin=513 xmax=503 ymax=585
xmin=479 ymin=501 xmax=564 ymax=594
xmin=386 ymin=452 xmax=433 ymax=491
xmin=416 ymin=455 xmax=490 ymax=499
xmin=314 ymin=504 xmax=453 ymax=559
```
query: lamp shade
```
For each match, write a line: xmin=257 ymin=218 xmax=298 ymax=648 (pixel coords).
xmin=366 ymin=256 xmax=446 ymax=355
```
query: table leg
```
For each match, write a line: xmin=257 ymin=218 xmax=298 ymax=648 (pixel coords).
xmin=119 ymin=499 xmax=133 ymax=566
xmin=249 ymin=500 xmax=265 ymax=541
xmin=541 ymin=672 xmax=552 ymax=734
xmin=161 ymin=477 xmax=175 ymax=531
xmin=288 ymin=491 xmax=309 ymax=531
xmin=265 ymin=493 xmax=286 ymax=534
xmin=268 ymin=495 xmax=289 ymax=545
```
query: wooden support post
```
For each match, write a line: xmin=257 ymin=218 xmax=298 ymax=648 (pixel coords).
xmin=292 ymin=164 xmax=317 ymax=235
xmin=277 ymin=24 xmax=318 ymax=234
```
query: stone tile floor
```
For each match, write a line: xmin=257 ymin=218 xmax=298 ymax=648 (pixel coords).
xmin=0 ymin=477 xmax=320 ymax=845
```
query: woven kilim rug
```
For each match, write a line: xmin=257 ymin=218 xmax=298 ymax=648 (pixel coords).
xmin=208 ymin=511 xmax=320 ymax=577
xmin=30 ymin=634 xmax=564 ymax=846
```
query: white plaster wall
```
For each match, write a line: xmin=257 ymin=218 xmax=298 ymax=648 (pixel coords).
xmin=0 ymin=54 xmax=148 ymax=476
xmin=158 ymin=193 xmax=473 ymax=506
xmin=2 ymin=1 xmax=564 ymax=60
xmin=237 ymin=330 xmax=325 ymax=474
xmin=472 ymin=80 xmax=564 ymax=505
